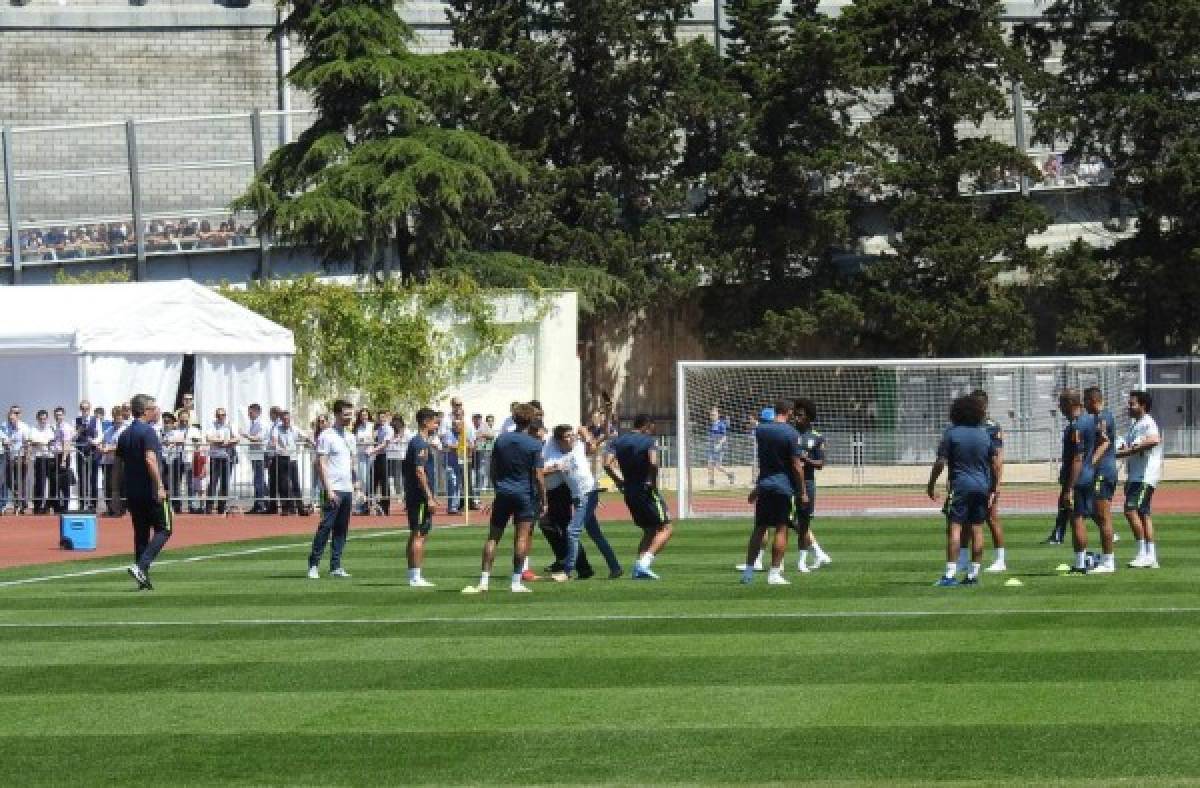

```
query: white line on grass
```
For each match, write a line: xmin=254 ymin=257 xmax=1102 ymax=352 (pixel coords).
xmin=0 ymin=529 xmax=408 ymax=589
xmin=1 ymin=608 xmax=1199 ymax=629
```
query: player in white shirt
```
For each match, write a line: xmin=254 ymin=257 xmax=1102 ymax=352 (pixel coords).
xmin=543 ymin=424 xmax=622 ymax=579
xmin=307 ymin=399 xmax=357 ymax=579
xmin=1116 ymin=390 xmax=1164 ymax=568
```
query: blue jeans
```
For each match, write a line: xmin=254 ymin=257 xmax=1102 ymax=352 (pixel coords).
xmin=308 ymin=490 xmax=353 ymax=570
xmin=566 ymin=490 xmax=620 ymax=574
xmin=443 ymin=452 xmax=462 ymax=512
xmin=252 ymin=459 xmax=267 ymax=508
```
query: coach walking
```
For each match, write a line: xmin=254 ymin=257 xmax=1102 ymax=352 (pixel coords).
xmin=119 ymin=394 xmax=172 ymax=591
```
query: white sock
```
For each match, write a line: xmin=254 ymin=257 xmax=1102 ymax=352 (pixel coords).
xmin=814 ymin=543 xmax=829 ymax=561
xmin=511 ymin=572 xmax=522 ymax=586
xmin=521 ymin=557 xmax=530 ymax=572
xmin=479 ymin=571 xmax=490 ymax=588
xmin=639 ymin=552 xmax=655 ymax=568
xmin=957 ymin=548 xmax=969 ymax=571
xmin=968 ymin=562 xmax=981 ymax=579
xmin=1148 ymin=541 xmax=1157 ymax=560
xmin=755 ymin=549 xmax=764 ymax=564
xmin=798 ymin=549 xmax=810 ymax=567
xmin=407 ymin=568 xmax=420 ymax=582
xmin=1135 ymin=539 xmax=1146 ymax=557
xmin=1074 ymin=551 xmax=1087 ymax=570
xmin=1103 ymin=553 xmax=1115 ymax=568
xmin=994 ymin=547 xmax=1006 ymax=564
xmin=944 ymin=562 xmax=956 ymax=579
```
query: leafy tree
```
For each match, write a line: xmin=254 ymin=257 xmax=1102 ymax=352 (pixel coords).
xmin=235 ymin=0 xmax=525 ymax=281
xmin=686 ymin=0 xmax=859 ymax=354
xmin=1026 ymin=240 xmax=1117 ymax=353
xmin=1022 ymin=1 xmax=1200 ymax=354
xmin=446 ymin=0 xmax=706 ymax=306
xmin=838 ymin=0 xmax=1047 ymax=356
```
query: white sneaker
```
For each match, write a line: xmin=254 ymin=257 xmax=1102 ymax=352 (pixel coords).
xmin=767 ymin=572 xmax=790 ymax=585
xmin=1128 ymin=555 xmax=1151 ymax=568
xmin=510 ymin=583 xmax=532 ymax=593
xmin=814 ymin=553 xmax=832 ymax=568
xmin=461 ymin=584 xmax=487 ymax=594
xmin=551 ymin=572 xmax=569 ymax=583
xmin=984 ymin=560 xmax=1007 ymax=573
xmin=1090 ymin=563 xmax=1116 ymax=574
xmin=306 ymin=566 xmax=319 ymax=580
xmin=795 ymin=561 xmax=811 ymax=573
xmin=408 ymin=577 xmax=436 ymax=588
xmin=734 ymin=561 xmax=764 ymax=572
xmin=329 ymin=568 xmax=351 ymax=578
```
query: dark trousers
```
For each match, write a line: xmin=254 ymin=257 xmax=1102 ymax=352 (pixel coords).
xmin=206 ymin=457 xmax=230 ymax=513
xmin=77 ymin=449 xmax=99 ymax=511
xmin=540 ymin=484 xmax=591 ymax=575
xmin=373 ymin=454 xmax=390 ymax=515
xmin=33 ymin=457 xmax=54 ymax=513
xmin=273 ymin=456 xmax=298 ymax=513
xmin=309 ymin=490 xmax=353 ymax=570
xmin=130 ymin=497 xmax=173 ymax=572
xmin=265 ymin=454 xmax=278 ymax=512
xmin=251 ymin=459 xmax=267 ymax=511
xmin=52 ymin=462 xmax=71 ymax=513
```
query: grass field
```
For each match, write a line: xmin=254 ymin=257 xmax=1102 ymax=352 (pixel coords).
xmin=1 ymin=514 xmax=1198 ymax=786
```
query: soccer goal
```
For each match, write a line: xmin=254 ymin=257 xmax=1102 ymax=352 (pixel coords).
xmin=675 ymin=355 xmax=1146 ymax=519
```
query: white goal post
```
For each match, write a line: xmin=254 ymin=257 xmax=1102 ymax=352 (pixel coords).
xmin=675 ymin=355 xmax=1146 ymax=519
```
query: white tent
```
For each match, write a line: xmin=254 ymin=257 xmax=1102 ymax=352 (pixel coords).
xmin=0 ymin=280 xmax=294 ymax=426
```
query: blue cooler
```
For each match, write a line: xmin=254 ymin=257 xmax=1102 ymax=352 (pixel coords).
xmin=59 ymin=514 xmax=98 ymax=551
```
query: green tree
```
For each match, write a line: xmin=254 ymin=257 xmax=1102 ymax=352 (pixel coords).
xmin=1027 ymin=240 xmax=1116 ymax=353
xmin=839 ymin=0 xmax=1046 ymax=356
xmin=446 ymin=0 xmax=706 ymax=307
xmin=235 ymin=0 xmax=525 ymax=281
xmin=686 ymin=0 xmax=859 ymax=355
xmin=1022 ymin=1 xmax=1200 ymax=354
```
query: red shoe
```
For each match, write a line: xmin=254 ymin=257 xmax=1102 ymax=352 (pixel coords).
xmin=521 ymin=569 xmax=541 ymax=582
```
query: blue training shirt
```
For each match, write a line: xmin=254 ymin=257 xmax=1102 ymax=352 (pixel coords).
xmin=491 ymin=430 xmax=544 ymax=498
xmin=755 ymin=421 xmax=803 ymax=495
xmin=1095 ymin=408 xmax=1118 ymax=480
xmin=1068 ymin=412 xmax=1099 ymax=487
xmin=608 ymin=431 xmax=658 ymax=490
xmin=796 ymin=427 xmax=825 ymax=483
xmin=937 ymin=425 xmax=994 ymax=495
xmin=116 ymin=419 xmax=164 ymax=502
xmin=402 ymin=433 xmax=436 ymax=500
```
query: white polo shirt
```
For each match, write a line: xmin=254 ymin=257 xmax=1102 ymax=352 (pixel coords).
xmin=542 ymin=438 xmax=595 ymax=498
xmin=1124 ymin=414 xmax=1163 ymax=487
xmin=317 ymin=427 xmax=356 ymax=493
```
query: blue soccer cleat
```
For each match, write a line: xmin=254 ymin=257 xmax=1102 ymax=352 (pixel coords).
xmin=960 ymin=576 xmax=979 ymax=586
xmin=632 ymin=566 xmax=660 ymax=580
xmin=934 ymin=576 xmax=959 ymax=587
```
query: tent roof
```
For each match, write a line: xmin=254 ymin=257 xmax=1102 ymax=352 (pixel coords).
xmin=0 ymin=279 xmax=295 ymax=355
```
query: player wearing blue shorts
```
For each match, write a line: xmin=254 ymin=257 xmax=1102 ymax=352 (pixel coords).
xmin=741 ymin=400 xmax=806 ymax=585
xmin=963 ymin=389 xmax=1008 ymax=573
xmin=604 ymin=414 xmax=673 ymax=580
xmin=792 ymin=398 xmax=831 ymax=573
xmin=1084 ymin=387 xmax=1119 ymax=568
xmin=402 ymin=407 xmax=441 ymax=588
xmin=1059 ymin=388 xmax=1113 ymax=574
xmin=463 ymin=403 xmax=546 ymax=594
xmin=926 ymin=395 xmax=998 ymax=586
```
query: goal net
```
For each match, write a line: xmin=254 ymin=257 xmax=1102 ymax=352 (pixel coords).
xmin=676 ymin=356 xmax=1146 ymax=518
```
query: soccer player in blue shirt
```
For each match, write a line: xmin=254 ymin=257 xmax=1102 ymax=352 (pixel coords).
xmin=966 ymin=389 xmax=1008 ymax=573
xmin=1082 ymin=386 xmax=1118 ymax=572
xmin=926 ymin=395 xmax=998 ymax=586
xmin=1059 ymin=388 xmax=1113 ymax=573
xmin=463 ymin=403 xmax=546 ymax=594
xmin=402 ymin=407 xmax=441 ymax=588
xmin=792 ymin=398 xmax=832 ymax=572
xmin=604 ymin=414 xmax=673 ymax=579
xmin=742 ymin=400 xmax=807 ymax=585
xmin=118 ymin=393 xmax=171 ymax=591
xmin=706 ymin=407 xmax=735 ymax=486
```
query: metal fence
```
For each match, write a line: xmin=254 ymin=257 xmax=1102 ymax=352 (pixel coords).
xmin=1 ymin=109 xmax=316 ymax=282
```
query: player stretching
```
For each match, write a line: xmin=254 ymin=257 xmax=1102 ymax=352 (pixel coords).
xmin=926 ymin=395 xmax=998 ymax=587
xmin=1059 ymin=389 xmax=1114 ymax=574
xmin=605 ymin=414 xmax=673 ymax=579
xmin=741 ymin=401 xmax=806 ymax=585
xmin=792 ymin=399 xmax=831 ymax=572
xmin=402 ymin=407 xmax=441 ymax=587
xmin=1117 ymin=390 xmax=1163 ymax=568
xmin=961 ymin=390 xmax=1007 ymax=573
xmin=463 ymin=403 xmax=546 ymax=594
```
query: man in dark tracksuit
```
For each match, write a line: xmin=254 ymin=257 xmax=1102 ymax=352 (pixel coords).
xmin=118 ymin=394 xmax=172 ymax=591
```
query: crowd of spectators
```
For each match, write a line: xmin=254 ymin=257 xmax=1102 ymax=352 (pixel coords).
xmin=0 ymin=394 xmax=616 ymax=518
xmin=3 ymin=217 xmax=254 ymax=262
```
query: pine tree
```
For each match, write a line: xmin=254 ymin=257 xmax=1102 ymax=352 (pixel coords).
xmin=839 ymin=0 xmax=1047 ymax=355
xmin=236 ymin=0 xmax=525 ymax=281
